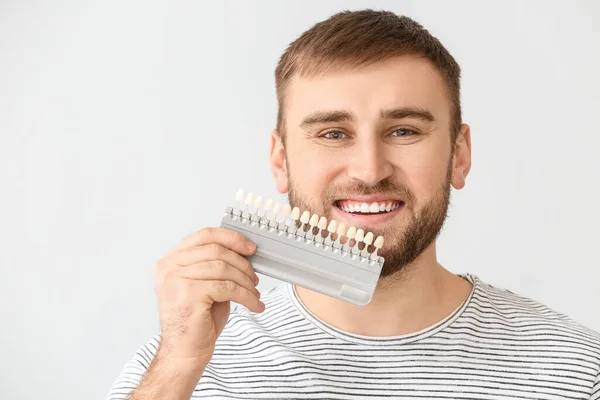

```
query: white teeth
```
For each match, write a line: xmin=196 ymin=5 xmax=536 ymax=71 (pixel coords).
xmin=339 ymin=200 xmax=401 ymax=213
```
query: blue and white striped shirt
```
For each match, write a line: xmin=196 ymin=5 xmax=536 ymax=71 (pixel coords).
xmin=108 ymin=274 xmax=600 ymax=399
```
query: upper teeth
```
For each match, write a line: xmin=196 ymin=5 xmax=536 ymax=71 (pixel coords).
xmin=341 ymin=202 xmax=400 ymax=213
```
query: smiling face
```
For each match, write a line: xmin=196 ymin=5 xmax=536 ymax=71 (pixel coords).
xmin=270 ymin=55 xmax=471 ymax=278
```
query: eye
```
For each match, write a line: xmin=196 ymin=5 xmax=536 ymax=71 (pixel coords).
xmin=391 ymin=128 xmax=418 ymax=137
xmin=321 ymin=130 xmax=346 ymax=140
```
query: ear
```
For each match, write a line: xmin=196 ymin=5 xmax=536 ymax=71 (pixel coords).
xmin=269 ymin=129 xmax=289 ymax=194
xmin=451 ymin=123 xmax=472 ymax=190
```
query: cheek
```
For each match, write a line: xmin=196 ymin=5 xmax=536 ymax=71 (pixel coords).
xmin=392 ymin=140 xmax=450 ymax=197
xmin=286 ymin=142 xmax=344 ymax=191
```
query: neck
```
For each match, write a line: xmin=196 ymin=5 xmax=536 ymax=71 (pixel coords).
xmin=294 ymin=243 xmax=473 ymax=337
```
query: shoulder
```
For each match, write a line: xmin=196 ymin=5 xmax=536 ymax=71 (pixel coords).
xmin=469 ymin=275 xmax=600 ymax=352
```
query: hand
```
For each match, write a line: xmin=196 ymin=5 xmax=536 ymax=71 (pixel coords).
xmin=152 ymin=227 xmax=264 ymax=370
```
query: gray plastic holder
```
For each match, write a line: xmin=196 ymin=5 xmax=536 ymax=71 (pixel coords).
xmin=220 ymin=207 xmax=384 ymax=306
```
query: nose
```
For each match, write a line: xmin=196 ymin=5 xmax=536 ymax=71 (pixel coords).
xmin=346 ymin=137 xmax=394 ymax=186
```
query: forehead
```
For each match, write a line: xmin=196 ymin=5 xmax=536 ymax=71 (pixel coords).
xmin=284 ymin=55 xmax=451 ymax=126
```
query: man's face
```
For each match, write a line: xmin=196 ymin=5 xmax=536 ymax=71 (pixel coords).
xmin=270 ymin=55 xmax=471 ymax=278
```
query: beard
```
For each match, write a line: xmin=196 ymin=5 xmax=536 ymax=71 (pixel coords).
xmin=286 ymin=160 xmax=453 ymax=280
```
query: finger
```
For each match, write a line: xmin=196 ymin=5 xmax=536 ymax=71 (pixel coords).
xmin=170 ymin=244 xmax=259 ymax=284
xmin=202 ymin=280 xmax=265 ymax=313
xmin=174 ymin=227 xmax=256 ymax=255
xmin=177 ymin=260 xmax=259 ymax=296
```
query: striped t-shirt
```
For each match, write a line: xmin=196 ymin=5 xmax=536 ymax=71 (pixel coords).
xmin=108 ymin=274 xmax=600 ymax=399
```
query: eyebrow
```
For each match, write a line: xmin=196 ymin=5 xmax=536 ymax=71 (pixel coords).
xmin=300 ymin=110 xmax=355 ymax=129
xmin=380 ymin=107 xmax=435 ymax=123
xmin=299 ymin=107 xmax=435 ymax=129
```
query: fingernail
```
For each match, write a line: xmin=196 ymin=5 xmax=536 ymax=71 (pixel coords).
xmin=247 ymin=242 xmax=256 ymax=252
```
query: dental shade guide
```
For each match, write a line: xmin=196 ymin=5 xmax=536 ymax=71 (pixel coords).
xmin=221 ymin=189 xmax=385 ymax=306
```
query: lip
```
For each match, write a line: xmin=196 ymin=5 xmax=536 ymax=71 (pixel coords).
xmin=332 ymin=202 xmax=405 ymax=225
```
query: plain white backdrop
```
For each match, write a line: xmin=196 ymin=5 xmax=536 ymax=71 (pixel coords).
xmin=1 ymin=1 xmax=599 ymax=399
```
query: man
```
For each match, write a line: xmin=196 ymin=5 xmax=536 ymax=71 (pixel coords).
xmin=108 ymin=9 xmax=600 ymax=400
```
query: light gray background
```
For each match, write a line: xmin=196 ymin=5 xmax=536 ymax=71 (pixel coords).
xmin=1 ymin=1 xmax=599 ymax=399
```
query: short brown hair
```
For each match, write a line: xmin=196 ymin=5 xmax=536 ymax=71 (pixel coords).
xmin=275 ymin=9 xmax=462 ymax=142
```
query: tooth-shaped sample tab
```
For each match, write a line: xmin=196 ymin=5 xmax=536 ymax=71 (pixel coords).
xmin=235 ymin=189 xmax=246 ymax=210
xmin=265 ymin=199 xmax=274 ymax=211
xmin=246 ymin=195 xmax=262 ymax=221
xmin=269 ymin=201 xmax=281 ymax=227
xmin=298 ymin=211 xmax=311 ymax=238
xmin=371 ymin=235 xmax=385 ymax=260
xmin=290 ymin=207 xmax=300 ymax=220
xmin=352 ymin=229 xmax=365 ymax=254
xmin=253 ymin=196 xmax=264 ymax=220
xmin=317 ymin=216 xmax=327 ymax=229
xmin=234 ymin=189 xmax=245 ymax=215
xmin=325 ymin=220 xmax=337 ymax=245
xmin=327 ymin=220 xmax=337 ymax=233
xmin=300 ymin=211 xmax=310 ymax=224
xmin=262 ymin=199 xmax=274 ymax=225
xmin=284 ymin=206 xmax=299 ymax=233
xmin=333 ymin=222 xmax=347 ymax=248
xmin=236 ymin=189 xmax=245 ymax=201
xmin=241 ymin=192 xmax=254 ymax=218
xmin=361 ymin=232 xmax=374 ymax=257
xmin=355 ymin=229 xmax=364 ymax=241
xmin=343 ymin=226 xmax=356 ymax=252
xmin=297 ymin=210 xmax=308 ymax=233
xmin=314 ymin=216 xmax=328 ymax=243
xmin=305 ymin=213 xmax=319 ymax=240
xmin=346 ymin=226 xmax=356 ymax=239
